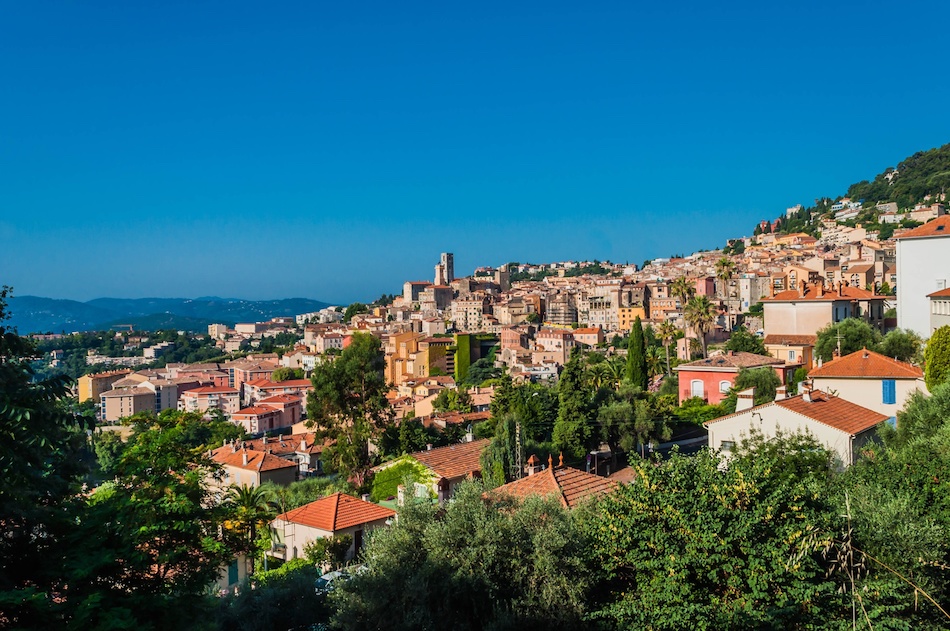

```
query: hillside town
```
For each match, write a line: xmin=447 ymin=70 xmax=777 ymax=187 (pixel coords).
xmin=8 ymin=205 xmax=950 ymax=628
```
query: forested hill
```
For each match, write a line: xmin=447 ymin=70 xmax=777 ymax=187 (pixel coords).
xmin=847 ymin=142 xmax=950 ymax=208
xmin=7 ymin=295 xmax=332 ymax=334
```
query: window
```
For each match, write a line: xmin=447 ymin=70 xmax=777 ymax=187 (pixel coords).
xmin=788 ymin=350 xmax=797 ymax=361
xmin=691 ymin=380 xmax=704 ymax=398
xmin=719 ymin=380 xmax=731 ymax=394
xmin=882 ymin=379 xmax=896 ymax=405
xmin=721 ymin=440 xmax=735 ymax=452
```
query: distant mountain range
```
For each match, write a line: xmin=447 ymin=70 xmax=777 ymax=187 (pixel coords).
xmin=6 ymin=296 xmax=333 ymax=334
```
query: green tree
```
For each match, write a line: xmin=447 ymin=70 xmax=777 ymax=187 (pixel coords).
xmin=720 ymin=367 xmax=782 ymax=413
xmin=879 ymin=327 xmax=923 ymax=363
xmin=330 ymin=481 xmax=592 ymax=630
xmin=553 ymin=350 xmax=595 ymax=459
xmin=814 ymin=318 xmax=883 ymax=362
xmin=307 ymin=332 xmax=392 ymax=486
xmin=92 ymin=428 xmax=127 ymax=476
xmin=343 ymin=302 xmax=369 ymax=323
xmin=684 ymin=295 xmax=717 ymax=359
xmin=656 ymin=321 xmax=678 ymax=375
xmin=924 ymin=325 xmax=950 ymax=390
xmin=0 ymin=286 xmax=91 ymax=628
xmin=714 ymin=256 xmax=734 ymax=300
xmin=723 ymin=324 xmax=767 ymax=355
xmin=225 ymin=484 xmax=278 ymax=575
xmin=625 ymin=316 xmax=648 ymax=390
xmin=587 ymin=435 xmax=837 ymax=629
xmin=305 ymin=534 xmax=353 ymax=571
xmin=65 ymin=415 xmax=237 ymax=628
xmin=669 ymin=276 xmax=695 ymax=306
xmin=271 ymin=366 xmax=305 ymax=381
xmin=460 ymin=355 xmax=500 ymax=386
xmin=432 ymin=388 xmax=473 ymax=413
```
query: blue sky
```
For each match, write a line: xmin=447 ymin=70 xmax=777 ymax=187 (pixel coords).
xmin=2 ymin=1 xmax=949 ymax=304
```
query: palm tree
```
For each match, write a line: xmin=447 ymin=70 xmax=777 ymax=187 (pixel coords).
xmin=715 ymin=257 xmax=736 ymax=331
xmin=669 ymin=276 xmax=695 ymax=310
xmin=645 ymin=346 xmax=663 ymax=380
xmin=226 ymin=484 xmax=278 ymax=575
xmin=605 ymin=355 xmax=626 ymax=390
xmin=714 ymin=257 xmax=735 ymax=298
xmin=656 ymin=321 xmax=678 ymax=374
xmin=684 ymin=295 xmax=718 ymax=359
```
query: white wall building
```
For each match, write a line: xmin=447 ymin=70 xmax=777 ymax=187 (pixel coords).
xmin=896 ymin=216 xmax=950 ymax=337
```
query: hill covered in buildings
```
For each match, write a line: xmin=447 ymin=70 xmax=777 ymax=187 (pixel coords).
xmin=6 ymin=295 xmax=331 ymax=334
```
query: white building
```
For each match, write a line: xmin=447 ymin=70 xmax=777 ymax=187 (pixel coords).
xmin=704 ymin=387 xmax=888 ymax=469
xmin=896 ymin=216 xmax=950 ymax=337
xmin=808 ymin=349 xmax=927 ymax=419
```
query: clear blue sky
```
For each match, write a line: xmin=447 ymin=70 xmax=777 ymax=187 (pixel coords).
xmin=3 ymin=1 xmax=949 ymax=304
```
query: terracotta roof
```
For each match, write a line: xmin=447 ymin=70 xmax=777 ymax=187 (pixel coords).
xmin=490 ymin=466 xmax=616 ymax=508
xmin=233 ymin=406 xmax=282 ymax=417
xmin=763 ymin=334 xmax=817 ymax=346
xmin=927 ymin=288 xmax=950 ymax=298
xmin=209 ymin=446 xmax=298 ymax=472
xmin=765 ymin=284 xmax=881 ymax=302
xmin=258 ymin=394 xmax=303 ymax=405
xmin=101 ymin=387 xmax=152 ymax=397
xmin=186 ymin=386 xmax=239 ymax=395
xmin=705 ymin=390 xmax=889 ymax=436
xmin=243 ymin=432 xmax=330 ymax=456
xmin=276 ymin=493 xmax=395 ymax=532
xmin=809 ymin=349 xmax=923 ymax=379
xmin=895 ymin=215 xmax=950 ymax=239
xmin=411 ymin=439 xmax=490 ymax=480
xmin=675 ymin=351 xmax=784 ymax=371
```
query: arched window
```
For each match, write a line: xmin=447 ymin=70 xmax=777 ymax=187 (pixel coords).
xmin=690 ymin=380 xmax=704 ymax=398
xmin=719 ymin=380 xmax=731 ymax=394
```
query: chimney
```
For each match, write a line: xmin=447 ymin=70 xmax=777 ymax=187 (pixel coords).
xmin=242 ymin=450 xmax=248 ymax=466
xmin=803 ymin=389 xmax=813 ymax=403
xmin=735 ymin=387 xmax=756 ymax=412
xmin=525 ymin=454 xmax=541 ymax=476
xmin=361 ymin=493 xmax=370 ymax=502
xmin=798 ymin=280 xmax=805 ymax=298
xmin=262 ymin=435 xmax=267 ymax=445
xmin=774 ymin=386 xmax=787 ymax=401
xmin=426 ymin=443 xmax=433 ymax=451
xmin=816 ymin=282 xmax=823 ymax=298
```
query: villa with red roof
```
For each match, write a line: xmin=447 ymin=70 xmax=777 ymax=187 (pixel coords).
xmin=674 ymin=351 xmax=790 ymax=405
xmin=808 ymin=348 xmax=927 ymax=418
xmin=243 ymin=378 xmax=312 ymax=406
xmin=208 ymin=443 xmax=298 ymax=488
xmin=704 ymin=386 xmax=889 ymax=468
xmin=375 ymin=438 xmax=490 ymax=502
xmin=762 ymin=280 xmax=887 ymax=339
xmin=270 ymin=493 xmax=395 ymax=563
xmin=489 ymin=455 xmax=616 ymax=509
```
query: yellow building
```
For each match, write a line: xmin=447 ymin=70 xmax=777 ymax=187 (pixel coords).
xmin=618 ymin=306 xmax=647 ymax=332
xmin=78 ymin=370 xmax=132 ymax=403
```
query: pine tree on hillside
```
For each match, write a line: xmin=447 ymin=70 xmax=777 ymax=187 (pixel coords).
xmin=626 ymin=316 xmax=648 ymax=391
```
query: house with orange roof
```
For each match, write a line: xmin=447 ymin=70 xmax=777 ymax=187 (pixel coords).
xmin=762 ymin=280 xmax=887 ymax=339
xmin=242 ymin=378 xmax=312 ymax=406
xmin=208 ymin=443 xmax=298 ymax=488
xmin=270 ymin=493 xmax=395 ymax=563
xmin=488 ymin=455 xmax=616 ymax=509
xmin=704 ymin=386 xmax=889 ymax=468
xmin=376 ymin=438 xmax=490 ymax=502
xmin=231 ymin=406 xmax=284 ymax=434
xmin=929 ymin=287 xmax=950 ymax=332
xmin=763 ymin=334 xmax=816 ymax=369
xmin=808 ymin=348 xmax=927 ymax=418
xmin=896 ymin=215 xmax=950 ymax=336
xmin=257 ymin=393 xmax=304 ymax=428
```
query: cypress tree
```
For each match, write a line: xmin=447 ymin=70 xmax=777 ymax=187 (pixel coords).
xmin=626 ymin=316 xmax=648 ymax=390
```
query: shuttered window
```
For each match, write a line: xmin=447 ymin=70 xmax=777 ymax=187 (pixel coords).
xmin=882 ymin=379 xmax=896 ymax=405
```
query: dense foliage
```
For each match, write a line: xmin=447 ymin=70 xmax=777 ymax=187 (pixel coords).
xmin=847 ymin=142 xmax=950 ymax=210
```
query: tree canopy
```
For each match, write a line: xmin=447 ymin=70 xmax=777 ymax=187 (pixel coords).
xmin=815 ymin=318 xmax=883 ymax=362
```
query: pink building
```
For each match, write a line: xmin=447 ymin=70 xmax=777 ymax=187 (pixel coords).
xmin=232 ymin=406 xmax=284 ymax=434
xmin=178 ymin=386 xmax=241 ymax=416
xmin=673 ymin=351 xmax=791 ymax=405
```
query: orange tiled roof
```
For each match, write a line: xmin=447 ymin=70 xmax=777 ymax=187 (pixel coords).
xmin=233 ymin=406 xmax=281 ymax=416
xmin=895 ymin=215 xmax=950 ymax=239
xmin=491 ymin=466 xmax=616 ymax=508
xmin=276 ymin=493 xmax=395 ymax=532
xmin=411 ymin=439 xmax=490 ymax=480
xmin=763 ymin=334 xmax=817 ymax=346
xmin=186 ymin=386 xmax=239 ymax=395
xmin=243 ymin=432 xmax=331 ymax=456
xmin=705 ymin=390 xmax=888 ymax=436
xmin=809 ymin=349 xmax=923 ymax=379
xmin=765 ymin=284 xmax=881 ymax=302
xmin=927 ymin=288 xmax=950 ymax=298
xmin=608 ymin=466 xmax=638 ymax=484
xmin=209 ymin=446 xmax=298 ymax=472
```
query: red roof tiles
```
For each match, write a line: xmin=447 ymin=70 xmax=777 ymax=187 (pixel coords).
xmin=276 ymin=493 xmax=395 ymax=532
xmin=491 ymin=466 xmax=617 ymax=508
xmin=809 ymin=349 xmax=923 ymax=379
xmin=895 ymin=215 xmax=950 ymax=239
xmin=209 ymin=446 xmax=298 ymax=472
xmin=410 ymin=439 xmax=490 ymax=481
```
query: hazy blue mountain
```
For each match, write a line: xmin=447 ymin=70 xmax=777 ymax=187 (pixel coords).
xmin=6 ymin=295 xmax=332 ymax=334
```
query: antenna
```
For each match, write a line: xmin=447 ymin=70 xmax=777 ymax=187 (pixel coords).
xmin=835 ymin=330 xmax=844 ymax=357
